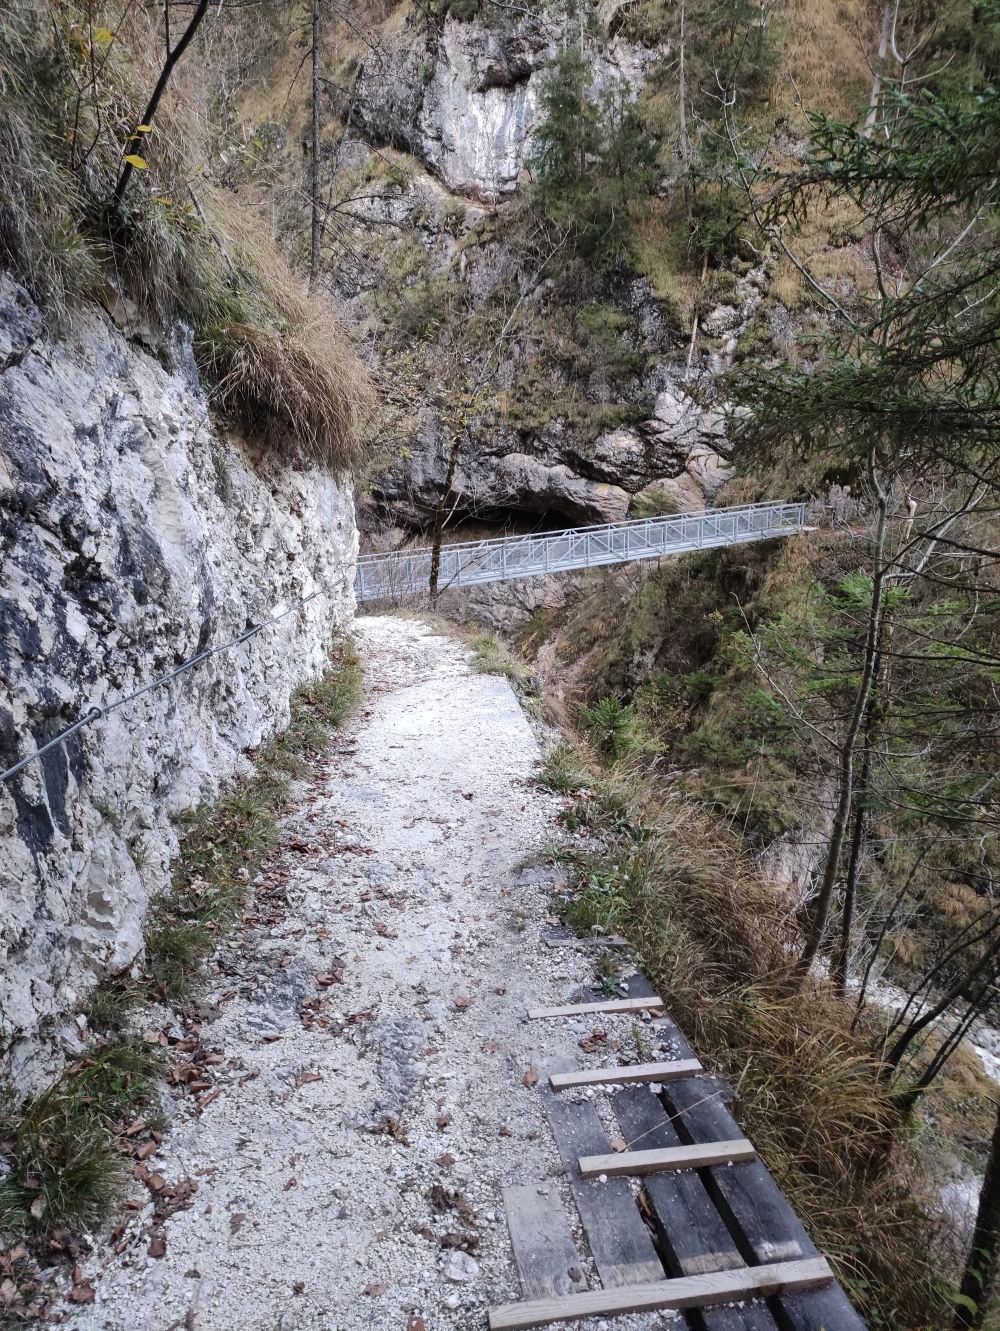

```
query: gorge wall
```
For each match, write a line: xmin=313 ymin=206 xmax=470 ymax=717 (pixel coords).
xmin=0 ymin=276 xmax=357 ymax=1082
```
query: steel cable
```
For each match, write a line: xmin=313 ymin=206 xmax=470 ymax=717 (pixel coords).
xmin=1 ymin=572 xmax=351 ymax=786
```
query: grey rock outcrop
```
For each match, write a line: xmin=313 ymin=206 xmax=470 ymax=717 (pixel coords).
xmin=351 ymin=15 xmax=654 ymax=201
xmin=351 ymin=15 xmax=551 ymax=200
xmin=0 ymin=283 xmax=356 ymax=1082
xmin=372 ymin=378 xmax=731 ymax=529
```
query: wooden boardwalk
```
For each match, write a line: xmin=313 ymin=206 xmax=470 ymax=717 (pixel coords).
xmin=491 ymin=972 xmax=866 ymax=1331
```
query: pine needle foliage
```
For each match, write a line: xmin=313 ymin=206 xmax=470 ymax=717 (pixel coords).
xmin=529 ymin=48 xmax=658 ymax=268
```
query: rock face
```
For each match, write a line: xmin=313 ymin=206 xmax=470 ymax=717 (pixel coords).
xmin=351 ymin=15 xmax=551 ymax=200
xmin=0 ymin=280 xmax=356 ymax=1080
xmin=351 ymin=15 xmax=654 ymax=201
xmin=371 ymin=376 xmax=732 ymax=530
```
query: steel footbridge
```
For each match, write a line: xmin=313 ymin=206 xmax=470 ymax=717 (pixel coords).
xmin=354 ymin=501 xmax=806 ymax=602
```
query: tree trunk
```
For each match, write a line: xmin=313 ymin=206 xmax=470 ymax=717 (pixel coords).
xmin=428 ymin=434 xmax=462 ymax=600
xmin=309 ymin=0 xmax=322 ymax=292
xmin=955 ymin=1104 xmax=1000 ymax=1329
xmin=863 ymin=3 xmax=893 ymax=137
xmin=797 ymin=457 xmax=889 ymax=980
xmin=113 ymin=0 xmax=211 ymax=204
xmin=832 ymin=798 xmax=864 ymax=999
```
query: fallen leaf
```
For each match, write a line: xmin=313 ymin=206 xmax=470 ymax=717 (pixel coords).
xmin=498 ymin=1127 xmax=512 ymax=1137
xmin=147 ymin=1174 xmax=166 ymax=1192
xmin=29 ymin=1196 xmax=46 ymax=1220
xmin=364 ymin=1283 xmax=388 ymax=1297
xmin=375 ymin=1228 xmax=389 ymax=1240
xmin=415 ymin=1226 xmax=434 ymax=1241
xmin=295 ymin=1071 xmax=322 ymax=1089
xmin=546 ymin=915 xmax=560 ymax=925
xmin=454 ymin=995 xmax=471 ymax=1010
xmin=230 ymin=1213 xmax=246 ymax=1234
xmin=436 ymin=1113 xmax=453 ymax=1129
xmin=0 ymin=1280 xmax=17 ymax=1308
xmin=408 ymin=1317 xmax=426 ymax=1331
xmin=136 ymin=1140 xmax=157 ymax=1160
xmin=483 ymin=1040 xmax=498 ymax=1053
xmin=284 ymin=1178 xmax=297 ymax=1191
xmin=522 ymin=1067 xmax=539 ymax=1088
xmin=8 ymin=1245 xmax=27 ymax=1263
xmin=147 ymin=1236 xmax=166 ymax=1259
xmin=434 ymin=1153 xmax=456 ymax=1168
xmin=610 ymin=1138 xmax=628 ymax=1152
xmin=424 ymin=1047 xmax=439 ymax=1055
xmin=261 ymin=1034 xmax=281 ymax=1044
xmin=124 ymin=1119 xmax=148 ymax=1137
xmin=69 ymin=1281 xmax=95 ymax=1304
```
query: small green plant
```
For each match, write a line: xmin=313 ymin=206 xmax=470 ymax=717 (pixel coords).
xmin=579 ymin=696 xmax=638 ymax=760
xmin=539 ymin=745 xmax=588 ymax=793
xmin=564 ymin=861 xmax=631 ymax=937
xmin=83 ymin=984 xmax=137 ymax=1035
xmin=92 ymin=798 xmax=119 ymax=827
xmin=0 ymin=1038 xmax=163 ymax=1234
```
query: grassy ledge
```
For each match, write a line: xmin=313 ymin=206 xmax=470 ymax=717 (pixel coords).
xmin=0 ymin=639 xmax=362 ymax=1314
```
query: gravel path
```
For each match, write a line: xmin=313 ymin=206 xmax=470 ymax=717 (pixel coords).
xmin=67 ymin=617 xmax=670 ymax=1331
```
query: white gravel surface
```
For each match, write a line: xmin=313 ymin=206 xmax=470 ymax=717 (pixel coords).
xmin=65 ymin=617 xmax=674 ymax=1331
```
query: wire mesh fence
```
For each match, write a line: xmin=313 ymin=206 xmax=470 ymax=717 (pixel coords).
xmin=355 ymin=502 xmax=807 ymax=602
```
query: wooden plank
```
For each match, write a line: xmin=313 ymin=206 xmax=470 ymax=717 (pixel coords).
xmin=550 ymin=1059 xmax=702 ymax=1090
xmin=543 ymin=934 xmax=631 ymax=948
xmin=501 ymin=1185 xmax=587 ymax=1299
xmin=541 ymin=1080 xmax=664 ymax=1287
xmin=528 ymin=996 xmax=665 ymax=1019
xmin=487 ymin=1257 xmax=834 ymax=1330
xmin=579 ymin=1139 xmax=755 ymax=1179
xmin=665 ymin=1078 xmax=868 ymax=1331
xmin=610 ymin=1086 xmax=746 ymax=1280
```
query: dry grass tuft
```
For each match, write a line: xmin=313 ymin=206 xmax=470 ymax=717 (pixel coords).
xmin=0 ymin=1 xmax=374 ymax=475
xmin=195 ymin=220 xmax=375 ymax=473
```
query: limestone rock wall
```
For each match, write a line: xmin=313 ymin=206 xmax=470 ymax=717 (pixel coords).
xmin=0 ymin=278 xmax=357 ymax=1082
xmin=351 ymin=13 xmax=654 ymax=201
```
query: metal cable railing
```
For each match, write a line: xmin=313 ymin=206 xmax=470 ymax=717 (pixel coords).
xmin=1 ymin=574 xmax=351 ymax=786
xmin=355 ymin=501 xmax=807 ymax=602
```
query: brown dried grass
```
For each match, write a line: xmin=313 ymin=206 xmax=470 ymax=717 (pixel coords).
xmin=195 ymin=208 xmax=375 ymax=473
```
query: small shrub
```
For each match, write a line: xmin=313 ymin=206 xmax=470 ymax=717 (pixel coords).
xmin=0 ymin=1038 xmax=163 ymax=1233
xmin=579 ymin=696 xmax=638 ymax=759
xmin=539 ymin=744 xmax=588 ymax=793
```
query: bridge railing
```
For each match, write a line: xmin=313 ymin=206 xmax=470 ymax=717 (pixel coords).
xmin=354 ymin=501 xmax=806 ymax=602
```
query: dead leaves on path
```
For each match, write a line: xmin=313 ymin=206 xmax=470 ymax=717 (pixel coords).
xmin=522 ymin=1067 xmax=539 ymax=1088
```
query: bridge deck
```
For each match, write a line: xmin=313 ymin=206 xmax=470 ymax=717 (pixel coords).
xmin=354 ymin=502 xmax=806 ymax=601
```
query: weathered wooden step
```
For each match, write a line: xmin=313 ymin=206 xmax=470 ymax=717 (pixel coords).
xmin=550 ymin=1059 xmax=702 ymax=1091
xmin=578 ymin=1138 xmax=756 ymax=1179
xmin=528 ymin=995 xmax=664 ymax=1019
xmin=502 ymin=1184 xmax=587 ymax=1299
xmin=488 ymin=1256 xmax=835 ymax=1330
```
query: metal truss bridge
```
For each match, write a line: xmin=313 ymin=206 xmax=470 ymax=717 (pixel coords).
xmin=354 ymin=501 xmax=806 ymax=602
